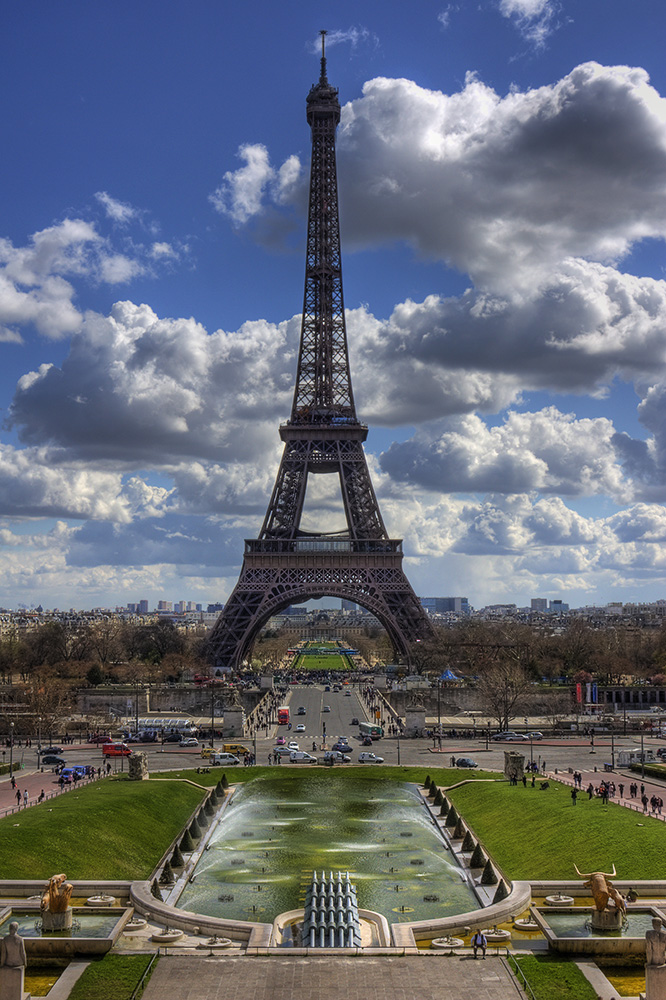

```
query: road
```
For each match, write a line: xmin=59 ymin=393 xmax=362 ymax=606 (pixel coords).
xmin=3 ymin=684 xmax=665 ymax=816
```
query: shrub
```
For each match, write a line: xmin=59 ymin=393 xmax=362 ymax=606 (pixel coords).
xmin=493 ymin=880 xmax=509 ymax=903
xmin=170 ymin=843 xmax=185 ymax=868
xmin=180 ymin=829 xmax=194 ymax=852
xmin=481 ymin=859 xmax=498 ymax=885
xmin=423 ymin=775 xmax=431 ymax=788
xmin=159 ymin=860 xmax=174 ymax=885
xmin=453 ymin=819 xmax=465 ymax=839
xmin=461 ymin=831 xmax=475 ymax=852
xmin=446 ymin=806 xmax=459 ymax=827
xmin=433 ymin=789 xmax=443 ymax=806
xmin=150 ymin=878 xmax=163 ymax=900
xmin=470 ymin=843 xmax=487 ymax=868
xmin=189 ymin=818 xmax=201 ymax=840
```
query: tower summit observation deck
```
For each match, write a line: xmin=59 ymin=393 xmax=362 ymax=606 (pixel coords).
xmin=208 ymin=33 xmax=433 ymax=669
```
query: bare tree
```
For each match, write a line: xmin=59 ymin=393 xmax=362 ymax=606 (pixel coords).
xmin=477 ymin=662 xmax=532 ymax=731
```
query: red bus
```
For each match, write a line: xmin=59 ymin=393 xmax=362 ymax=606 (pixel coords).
xmin=277 ymin=706 xmax=290 ymax=725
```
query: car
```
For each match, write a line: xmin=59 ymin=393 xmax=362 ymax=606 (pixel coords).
xmin=289 ymin=751 xmax=317 ymax=763
xmin=275 ymin=736 xmax=286 ymax=746
xmin=358 ymin=752 xmax=384 ymax=763
xmin=297 ymin=707 xmax=306 ymax=716
xmin=274 ymin=746 xmax=294 ymax=757
xmin=164 ymin=732 xmax=183 ymax=743
xmin=490 ymin=731 xmax=526 ymax=742
xmin=39 ymin=746 xmax=63 ymax=755
xmin=527 ymin=731 xmax=544 ymax=741
xmin=200 ymin=747 xmax=222 ymax=758
xmin=323 ymin=751 xmax=351 ymax=763
xmin=287 ymin=741 xmax=299 ymax=751
xmin=210 ymin=752 xmax=240 ymax=766
xmin=456 ymin=757 xmax=479 ymax=768
xmin=360 ymin=736 xmax=373 ymax=746
xmin=332 ymin=741 xmax=351 ymax=752
xmin=350 ymin=718 xmax=359 ymax=726
xmin=322 ymin=705 xmax=331 ymax=713
xmin=324 ymin=686 xmax=331 ymax=692
xmin=102 ymin=743 xmax=132 ymax=757
xmin=41 ymin=755 xmax=66 ymax=766
xmin=179 ymin=737 xmax=199 ymax=747
xmin=656 ymin=747 xmax=666 ymax=758
xmin=89 ymin=735 xmax=113 ymax=744
xmin=344 ymin=690 xmax=351 ymax=696
xmin=295 ymin=724 xmax=306 ymax=733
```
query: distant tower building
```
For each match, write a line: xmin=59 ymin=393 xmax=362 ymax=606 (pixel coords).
xmin=127 ymin=603 xmax=138 ymax=613
xmin=341 ymin=599 xmax=358 ymax=612
xmin=549 ymin=599 xmax=569 ymax=614
xmin=531 ymin=598 xmax=547 ymax=612
xmin=157 ymin=600 xmax=172 ymax=612
xmin=420 ymin=597 xmax=469 ymax=615
xmin=138 ymin=599 xmax=149 ymax=614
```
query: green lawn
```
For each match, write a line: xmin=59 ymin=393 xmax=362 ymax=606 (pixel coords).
xmin=68 ymin=954 xmax=155 ymax=1000
xmin=0 ymin=777 xmax=205 ymax=879
xmin=152 ymin=764 xmax=501 ymax=787
xmin=447 ymin=780 xmax=666 ymax=880
xmin=292 ymin=653 xmax=351 ymax=671
xmin=510 ymin=956 xmax=597 ymax=1000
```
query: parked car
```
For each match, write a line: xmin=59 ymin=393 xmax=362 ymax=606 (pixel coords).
xmin=295 ymin=724 xmax=306 ymax=733
xmin=490 ymin=731 xmax=526 ymax=742
xmin=39 ymin=746 xmax=63 ymax=755
xmin=323 ymin=751 xmax=351 ymax=764
xmin=527 ymin=731 xmax=544 ymax=741
xmin=456 ymin=757 xmax=479 ymax=768
xmin=179 ymin=737 xmax=199 ymax=747
xmin=164 ymin=732 xmax=183 ymax=743
xmin=41 ymin=755 xmax=66 ymax=766
xmin=358 ymin=752 xmax=384 ymax=763
xmin=89 ymin=735 xmax=112 ymax=744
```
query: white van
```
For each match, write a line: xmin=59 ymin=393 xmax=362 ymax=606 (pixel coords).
xmin=289 ymin=751 xmax=317 ymax=764
xmin=210 ymin=752 xmax=240 ymax=766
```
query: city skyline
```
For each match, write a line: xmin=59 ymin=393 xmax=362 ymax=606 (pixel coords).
xmin=3 ymin=2 xmax=666 ymax=611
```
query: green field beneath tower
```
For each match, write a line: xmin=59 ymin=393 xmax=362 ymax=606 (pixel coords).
xmin=291 ymin=652 xmax=355 ymax=671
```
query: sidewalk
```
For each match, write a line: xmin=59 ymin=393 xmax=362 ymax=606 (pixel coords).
xmin=550 ymin=764 xmax=666 ymax=819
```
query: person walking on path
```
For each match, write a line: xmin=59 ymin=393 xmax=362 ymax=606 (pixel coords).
xmin=571 ymin=787 xmax=578 ymax=805
xmin=15 ymin=789 xmax=20 ymax=808
xmin=22 ymin=790 xmax=28 ymax=808
xmin=471 ymin=930 xmax=487 ymax=959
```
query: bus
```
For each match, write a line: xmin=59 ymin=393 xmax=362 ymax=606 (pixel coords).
xmin=277 ymin=706 xmax=290 ymax=725
xmin=359 ymin=722 xmax=383 ymax=740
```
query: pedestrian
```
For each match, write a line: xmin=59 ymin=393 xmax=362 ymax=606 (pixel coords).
xmin=15 ymin=789 xmax=21 ymax=807
xmin=38 ymin=789 xmax=45 ymax=803
xmin=471 ymin=929 xmax=487 ymax=959
xmin=619 ymin=783 xmax=624 ymax=799
xmin=23 ymin=790 xmax=28 ymax=808
xmin=10 ymin=776 xmax=16 ymax=790
xmin=450 ymin=756 xmax=456 ymax=768
xmin=642 ymin=794 xmax=649 ymax=814
xmin=522 ymin=774 xmax=527 ymax=787
xmin=571 ymin=787 xmax=577 ymax=805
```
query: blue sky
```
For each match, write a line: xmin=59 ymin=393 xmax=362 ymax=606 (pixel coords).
xmin=3 ymin=0 xmax=666 ymax=611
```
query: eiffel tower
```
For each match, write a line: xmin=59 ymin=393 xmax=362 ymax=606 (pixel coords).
xmin=208 ymin=34 xmax=433 ymax=669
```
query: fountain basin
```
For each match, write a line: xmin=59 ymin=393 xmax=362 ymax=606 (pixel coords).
xmin=0 ymin=906 xmax=133 ymax=957
xmin=533 ymin=907 xmax=657 ymax=955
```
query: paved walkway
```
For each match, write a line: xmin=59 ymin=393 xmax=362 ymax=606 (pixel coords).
xmin=141 ymin=956 xmax=524 ymax=1000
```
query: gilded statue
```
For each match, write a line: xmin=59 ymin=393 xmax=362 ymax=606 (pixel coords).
xmin=41 ymin=873 xmax=73 ymax=914
xmin=573 ymin=863 xmax=626 ymax=914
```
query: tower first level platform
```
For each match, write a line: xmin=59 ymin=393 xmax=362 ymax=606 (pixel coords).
xmin=207 ymin=537 xmax=430 ymax=670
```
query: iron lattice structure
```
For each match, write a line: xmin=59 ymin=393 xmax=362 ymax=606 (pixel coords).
xmin=208 ymin=37 xmax=433 ymax=669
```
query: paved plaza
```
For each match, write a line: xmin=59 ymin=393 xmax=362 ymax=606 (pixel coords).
xmin=140 ymin=956 xmax=524 ymax=1000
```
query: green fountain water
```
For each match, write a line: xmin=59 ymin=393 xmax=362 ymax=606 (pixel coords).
xmin=177 ymin=773 xmax=477 ymax=923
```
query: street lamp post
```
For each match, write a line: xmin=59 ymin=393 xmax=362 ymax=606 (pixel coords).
xmin=9 ymin=722 xmax=14 ymax=776
xmin=641 ymin=729 xmax=645 ymax=780
xmin=211 ymin=684 xmax=215 ymax=749
xmin=397 ymin=732 xmax=401 ymax=766
xmin=530 ymin=735 xmax=534 ymax=770
xmin=611 ymin=729 xmax=615 ymax=770
xmin=38 ymin=716 xmax=42 ymax=753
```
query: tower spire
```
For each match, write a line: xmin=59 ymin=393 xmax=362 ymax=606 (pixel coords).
xmin=319 ymin=29 xmax=328 ymax=83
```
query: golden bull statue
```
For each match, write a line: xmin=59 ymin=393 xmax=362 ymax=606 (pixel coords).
xmin=574 ymin=863 xmax=626 ymax=914
xmin=40 ymin=873 xmax=73 ymax=914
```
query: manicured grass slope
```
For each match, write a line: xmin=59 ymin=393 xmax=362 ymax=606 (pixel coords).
xmin=448 ymin=780 xmax=666 ymax=880
xmin=0 ymin=779 xmax=205 ymax=879
xmin=512 ymin=956 xmax=597 ymax=1000
xmin=68 ymin=955 xmax=154 ymax=1000
xmin=152 ymin=764 xmax=500 ymax=787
